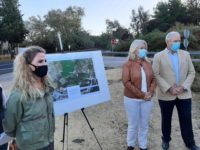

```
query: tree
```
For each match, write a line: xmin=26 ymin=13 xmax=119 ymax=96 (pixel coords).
xmin=68 ymin=30 xmax=94 ymax=50
xmin=92 ymin=33 xmax=111 ymax=49
xmin=105 ymin=19 xmax=120 ymax=33
xmin=0 ymin=0 xmax=27 ymax=48
xmin=130 ymin=6 xmax=150 ymax=36
xmin=105 ymin=19 xmax=132 ymax=51
xmin=25 ymin=16 xmax=48 ymax=42
xmin=45 ymin=6 xmax=84 ymax=46
xmin=24 ymin=6 xmax=94 ymax=51
xmin=146 ymin=19 xmax=171 ymax=32
xmin=106 ymin=19 xmax=132 ymax=41
xmin=150 ymin=0 xmax=187 ymax=32
xmin=167 ymin=0 xmax=187 ymax=23
xmin=44 ymin=6 xmax=94 ymax=51
xmin=186 ymin=0 xmax=200 ymax=25
xmin=24 ymin=16 xmax=57 ymax=53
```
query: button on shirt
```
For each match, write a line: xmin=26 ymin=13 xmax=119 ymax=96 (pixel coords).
xmin=168 ymin=50 xmax=180 ymax=85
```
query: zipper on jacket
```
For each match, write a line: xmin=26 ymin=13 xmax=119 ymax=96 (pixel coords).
xmin=45 ymin=96 xmax=51 ymax=145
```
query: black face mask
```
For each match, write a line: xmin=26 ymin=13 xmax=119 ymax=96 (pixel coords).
xmin=30 ymin=64 xmax=48 ymax=78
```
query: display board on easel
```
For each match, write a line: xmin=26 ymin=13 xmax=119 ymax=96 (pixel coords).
xmin=47 ymin=51 xmax=110 ymax=116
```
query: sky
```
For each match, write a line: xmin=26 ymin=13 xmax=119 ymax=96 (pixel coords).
xmin=18 ymin=0 xmax=166 ymax=35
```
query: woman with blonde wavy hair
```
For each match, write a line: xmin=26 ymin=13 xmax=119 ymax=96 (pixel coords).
xmin=122 ymin=39 xmax=156 ymax=150
xmin=3 ymin=46 xmax=55 ymax=150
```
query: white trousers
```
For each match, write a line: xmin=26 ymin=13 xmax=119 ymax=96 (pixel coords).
xmin=124 ymin=96 xmax=153 ymax=149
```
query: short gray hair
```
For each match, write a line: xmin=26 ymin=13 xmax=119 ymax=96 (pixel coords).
xmin=165 ymin=31 xmax=180 ymax=43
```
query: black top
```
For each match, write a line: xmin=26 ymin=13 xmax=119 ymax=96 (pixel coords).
xmin=0 ymin=87 xmax=3 ymax=110
xmin=0 ymin=86 xmax=5 ymax=133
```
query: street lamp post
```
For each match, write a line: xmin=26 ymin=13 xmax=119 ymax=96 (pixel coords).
xmin=68 ymin=44 xmax=71 ymax=52
xmin=57 ymin=32 xmax=63 ymax=52
xmin=111 ymin=28 xmax=117 ymax=54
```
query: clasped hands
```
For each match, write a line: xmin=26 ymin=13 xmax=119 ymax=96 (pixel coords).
xmin=169 ymin=84 xmax=185 ymax=96
xmin=144 ymin=92 xmax=152 ymax=101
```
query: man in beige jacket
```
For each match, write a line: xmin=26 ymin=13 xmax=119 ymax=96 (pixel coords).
xmin=152 ymin=31 xmax=199 ymax=150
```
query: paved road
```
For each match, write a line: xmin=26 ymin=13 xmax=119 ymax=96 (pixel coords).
xmin=0 ymin=56 xmax=126 ymax=75
xmin=0 ymin=60 xmax=13 ymax=74
xmin=0 ymin=56 xmax=126 ymax=85
xmin=0 ymin=56 xmax=199 ymax=75
xmin=103 ymin=56 xmax=126 ymax=68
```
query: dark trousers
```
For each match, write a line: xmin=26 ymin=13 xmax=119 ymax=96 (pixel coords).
xmin=38 ymin=142 xmax=54 ymax=150
xmin=159 ymin=98 xmax=195 ymax=148
xmin=0 ymin=110 xmax=8 ymax=150
xmin=0 ymin=143 xmax=8 ymax=150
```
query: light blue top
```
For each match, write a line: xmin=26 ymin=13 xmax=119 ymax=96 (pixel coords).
xmin=168 ymin=50 xmax=180 ymax=85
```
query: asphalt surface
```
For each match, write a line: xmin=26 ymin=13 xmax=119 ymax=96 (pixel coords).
xmin=0 ymin=55 xmax=199 ymax=76
xmin=0 ymin=56 xmax=126 ymax=75
xmin=0 ymin=60 xmax=13 ymax=74
xmin=103 ymin=56 xmax=126 ymax=68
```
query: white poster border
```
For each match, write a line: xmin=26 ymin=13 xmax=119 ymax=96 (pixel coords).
xmin=47 ymin=51 xmax=110 ymax=116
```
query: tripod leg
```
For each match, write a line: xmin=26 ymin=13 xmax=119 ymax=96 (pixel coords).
xmin=66 ymin=114 xmax=68 ymax=150
xmin=81 ymin=108 xmax=103 ymax=150
xmin=61 ymin=113 xmax=68 ymax=150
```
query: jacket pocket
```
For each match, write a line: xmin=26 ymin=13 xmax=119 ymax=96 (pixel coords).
xmin=17 ymin=116 xmax=47 ymax=145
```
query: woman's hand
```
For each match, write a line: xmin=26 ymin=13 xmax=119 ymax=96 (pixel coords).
xmin=144 ymin=92 xmax=152 ymax=101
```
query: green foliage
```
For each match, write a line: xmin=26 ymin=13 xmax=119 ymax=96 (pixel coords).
xmin=23 ymin=7 xmax=95 ymax=52
xmin=0 ymin=0 xmax=27 ymax=47
xmin=191 ymin=62 xmax=200 ymax=92
xmin=167 ymin=0 xmax=187 ymax=23
xmin=168 ymin=23 xmax=200 ymax=50
xmin=193 ymin=62 xmax=200 ymax=73
xmin=45 ymin=6 xmax=84 ymax=32
xmin=146 ymin=19 xmax=171 ymax=33
xmin=131 ymin=24 xmax=200 ymax=52
xmin=147 ymin=0 xmax=200 ymax=33
xmin=69 ymin=30 xmax=94 ymax=50
xmin=105 ymin=20 xmax=120 ymax=33
xmin=185 ymin=0 xmax=200 ymax=25
xmin=105 ymin=19 xmax=132 ymax=41
xmin=92 ymin=33 xmax=111 ymax=50
xmin=113 ymin=27 xmax=131 ymax=41
xmin=130 ymin=6 xmax=150 ymax=35
xmin=8 ymin=0 xmax=199 ymax=52
xmin=23 ymin=16 xmax=57 ymax=53
xmin=114 ymin=40 xmax=132 ymax=52
xmin=101 ymin=23 xmax=200 ymax=52
xmin=139 ymin=30 xmax=166 ymax=51
xmin=94 ymin=20 xmax=133 ymax=51
xmin=44 ymin=6 xmax=86 ymax=51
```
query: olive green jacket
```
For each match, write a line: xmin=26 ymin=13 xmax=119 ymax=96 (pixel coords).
xmin=3 ymin=90 xmax=55 ymax=150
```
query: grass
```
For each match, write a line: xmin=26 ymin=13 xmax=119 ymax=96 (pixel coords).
xmin=0 ymin=55 xmax=11 ymax=61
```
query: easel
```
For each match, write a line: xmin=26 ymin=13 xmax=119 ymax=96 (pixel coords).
xmin=61 ymin=113 xmax=68 ymax=150
xmin=60 ymin=108 xmax=103 ymax=150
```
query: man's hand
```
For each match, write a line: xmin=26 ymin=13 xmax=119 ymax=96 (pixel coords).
xmin=175 ymin=86 xmax=184 ymax=95
xmin=168 ymin=84 xmax=178 ymax=95
xmin=169 ymin=85 xmax=185 ymax=95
